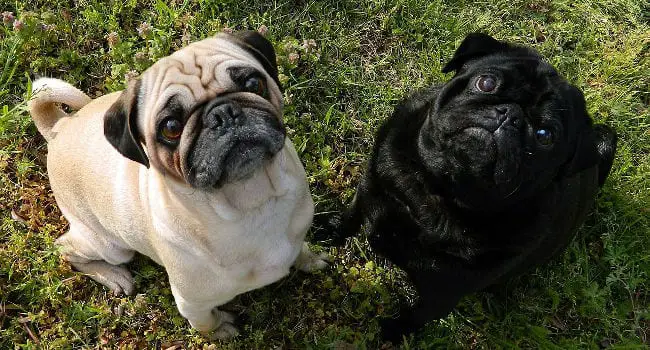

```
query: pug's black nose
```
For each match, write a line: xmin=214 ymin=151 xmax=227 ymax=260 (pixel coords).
xmin=204 ymin=102 xmax=243 ymax=129
xmin=493 ymin=104 xmax=523 ymax=128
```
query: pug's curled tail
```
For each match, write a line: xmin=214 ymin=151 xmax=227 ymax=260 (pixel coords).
xmin=28 ymin=78 xmax=92 ymax=142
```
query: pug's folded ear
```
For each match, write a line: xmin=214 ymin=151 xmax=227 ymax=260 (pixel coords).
xmin=230 ymin=31 xmax=281 ymax=88
xmin=103 ymin=79 xmax=150 ymax=168
xmin=442 ymin=33 xmax=509 ymax=73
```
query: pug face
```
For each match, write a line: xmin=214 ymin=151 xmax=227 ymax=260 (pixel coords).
xmin=417 ymin=34 xmax=599 ymax=209
xmin=103 ymin=31 xmax=286 ymax=188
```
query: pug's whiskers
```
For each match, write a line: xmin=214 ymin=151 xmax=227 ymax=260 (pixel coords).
xmin=503 ymin=182 xmax=522 ymax=199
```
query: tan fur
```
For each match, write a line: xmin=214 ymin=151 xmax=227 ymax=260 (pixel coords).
xmin=28 ymin=33 xmax=326 ymax=339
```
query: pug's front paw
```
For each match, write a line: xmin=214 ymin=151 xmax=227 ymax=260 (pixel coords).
xmin=294 ymin=242 xmax=329 ymax=272
xmin=208 ymin=309 xmax=239 ymax=340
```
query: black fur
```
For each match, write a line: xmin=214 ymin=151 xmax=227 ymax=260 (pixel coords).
xmin=325 ymin=33 xmax=617 ymax=341
xmin=104 ymin=79 xmax=149 ymax=168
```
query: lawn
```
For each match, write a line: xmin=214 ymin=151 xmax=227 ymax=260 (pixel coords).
xmin=0 ymin=0 xmax=648 ymax=348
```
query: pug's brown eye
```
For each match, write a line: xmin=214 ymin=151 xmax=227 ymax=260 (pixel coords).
xmin=244 ymin=76 xmax=268 ymax=97
xmin=160 ymin=118 xmax=183 ymax=143
xmin=535 ymin=128 xmax=554 ymax=146
xmin=476 ymin=75 xmax=497 ymax=92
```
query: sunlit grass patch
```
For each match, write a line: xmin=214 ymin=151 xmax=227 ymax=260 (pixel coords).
xmin=0 ymin=0 xmax=648 ymax=348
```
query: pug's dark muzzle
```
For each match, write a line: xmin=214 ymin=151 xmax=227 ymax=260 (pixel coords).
xmin=187 ymin=99 xmax=286 ymax=188
xmin=492 ymin=104 xmax=525 ymax=186
xmin=463 ymin=103 xmax=524 ymax=134
xmin=439 ymin=103 xmax=527 ymax=203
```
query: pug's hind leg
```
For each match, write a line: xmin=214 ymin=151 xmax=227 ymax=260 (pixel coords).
xmin=70 ymin=260 xmax=135 ymax=296
xmin=57 ymin=224 xmax=135 ymax=296
xmin=293 ymin=242 xmax=329 ymax=272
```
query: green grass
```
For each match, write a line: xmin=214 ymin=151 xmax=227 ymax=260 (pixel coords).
xmin=1 ymin=0 xmax=648 ymax=348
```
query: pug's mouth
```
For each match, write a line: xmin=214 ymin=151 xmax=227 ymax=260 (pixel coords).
xmin=450 ymin=125 xmax=523 ymax=192
xmin=492 ymin=130 xmax=522 ymax=186
xmin=220 ymin=141 xmax=277 ymax=184
xmin=187 ymin=128 xmax=286 ymax=189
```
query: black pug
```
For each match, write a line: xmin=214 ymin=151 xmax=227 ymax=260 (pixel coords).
xmin=323 ymin=33 xmax=617 ymax=340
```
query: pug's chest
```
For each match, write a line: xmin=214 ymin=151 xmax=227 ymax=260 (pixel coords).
xmin=370 ymin=192 xmax=539 ymax=265
xmin=194 ymin=191 xmax=304 ymax=284
xmin=223 ymin=236 xmax=301 ymax=290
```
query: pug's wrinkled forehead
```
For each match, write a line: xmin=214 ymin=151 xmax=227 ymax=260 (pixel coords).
xmin=137 ymin=33 xmax=283 ymax=129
